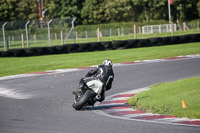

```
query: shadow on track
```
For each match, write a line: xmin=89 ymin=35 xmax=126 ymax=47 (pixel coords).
xmin=82 ymin=103 xmax=130 ymax=111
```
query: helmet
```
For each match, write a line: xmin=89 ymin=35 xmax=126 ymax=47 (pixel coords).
xmin=103 ymin=59 xmax=113 ymax=66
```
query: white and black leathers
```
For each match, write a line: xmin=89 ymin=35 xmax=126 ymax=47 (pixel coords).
xmin=84 ymin=65 xmax=114 ymax=90
xmin=78 ymin=64 xmax=114 ymax=101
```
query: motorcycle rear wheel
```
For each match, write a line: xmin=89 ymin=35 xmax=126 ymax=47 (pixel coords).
xmin=72 ymin=90 xmax=94 ymax=110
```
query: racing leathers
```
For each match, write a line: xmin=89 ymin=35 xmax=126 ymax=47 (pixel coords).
xmin=78 ymin=64 xmax=114 ymax=102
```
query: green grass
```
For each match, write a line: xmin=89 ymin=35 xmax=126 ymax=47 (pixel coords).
xmin=0 ymin=42 xmax=200 ymax=77
xmin=128 ymin=77 xmax=200 ymax=119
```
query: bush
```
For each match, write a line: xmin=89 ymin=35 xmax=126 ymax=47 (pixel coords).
xmin=75 ymin=22 xmax=139 ymax=32
xmin=142 ymin=20 xmax=169 ymax=26
xmin=75 ymin=20 xmax=170 ymax=32
xmin=188 ymin=19 xmax=200 ymax=28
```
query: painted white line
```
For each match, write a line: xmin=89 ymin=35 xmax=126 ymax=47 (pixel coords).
xmin=0 ymin=69 xmax=81 ymax=81
xmin=90 ymin=65 xmax=98 ymax=67
xmin=152 ymin=118 xmax=191 ymax=123
xmin=122 ymin=113 xmax=156 ymax=118
xmin=134 ymin=61 xmax=143 ymax=63
xmin=113 ymin=63 xmax=125 ymax=67
xmin=107 ymin=88 xmax=150 ymax=99
xmin=143 ymin=59 xmax=166 ymax=63
xmin=102 ymin=108 xmax=134 ymax=113
xmin=105 ymin=97 xmax=130 ymax=101
xmin=46 ymin=68 xmax=79 ymax=73
xmin=0 ymin=74 xmax=36 ymax=81
xmin=99 ymin=103 xmax=126 ymax=106
xmin=185 ymin=54 xmax=200 ymax=58
xmin=0 ymin=88 xmax=33 ymax=99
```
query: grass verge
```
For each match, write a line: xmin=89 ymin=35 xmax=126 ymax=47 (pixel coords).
xmin=0 ymin=42 xmax=200 ymax=77
xmin=128 ymin=76 xmax=200 ymax=119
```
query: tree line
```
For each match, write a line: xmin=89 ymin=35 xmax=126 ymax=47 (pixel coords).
xmin=0 ymin=0 xmax=200 ymax=25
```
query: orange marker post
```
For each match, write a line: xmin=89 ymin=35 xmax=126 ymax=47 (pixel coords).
xmin=182 ymin=100 xmax=187 ymax=108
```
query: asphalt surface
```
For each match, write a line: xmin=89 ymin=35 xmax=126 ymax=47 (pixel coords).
xmin=0 ymin=58 xmax=200 ymax=133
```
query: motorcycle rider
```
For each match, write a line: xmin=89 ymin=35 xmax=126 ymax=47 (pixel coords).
xmin=72 ymin=59 xmax=114 ymax=102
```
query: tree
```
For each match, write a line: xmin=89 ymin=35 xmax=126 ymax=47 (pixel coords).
xmin=132 ymin=0 xmax=168 ymax=22
xmin=81 ymin=0 xmax=135 ymax=24
xmin=173 ymin=0 xmax=199 ymax=22
xmin=48 ymin=0 xmax=85 ymax=24
xmin=81 ymin=0 xmax=105 ymax=24
xmin=104 ymin=0 xmax=134 ymax=22
xmin=16 ymin=0 xmax=38 ymax=20
xmin=0 ymin=0 xmax=199 ymax=24
xmin=197 ymin=1 xmax=200 ymax=17
xmin=131 ymin=0 xmax=199 ymax=22
xmin=48 ymin=0 xmax=61 ymax=18
xmin=0 ymin=0 xmax=17 ymax=21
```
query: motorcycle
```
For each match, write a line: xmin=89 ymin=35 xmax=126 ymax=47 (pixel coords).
xmin=72 ymin=79 xmax=104 ymax=110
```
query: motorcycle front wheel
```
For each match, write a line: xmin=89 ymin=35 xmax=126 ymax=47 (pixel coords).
xmin=72 ymin=90 xmax=94 ymax=110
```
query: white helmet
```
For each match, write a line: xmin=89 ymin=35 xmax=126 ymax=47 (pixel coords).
xmin=103 ymin=59 xmax=113 ymax=66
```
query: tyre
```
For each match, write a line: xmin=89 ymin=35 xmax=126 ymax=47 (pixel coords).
xmin=189 ymin=34 xmax=200 ymax=42
xmin=126 ymin=39 xmax=139 ymax=48
xmin=67 ymin=44 xmax=79 ymax=53
xmin=78 ymin=43 xmax=93 ymax=52
xmin=72 ymin=90 xmax=94 ymax=110
xmin=101 ymin=41 xmax=112 ymax=50
xmin=179 ymin=35 xmax=191 ymax=43
xmin=91 ymin=42 xmax=105 ymax=51
xmin=149 ymin=37 xmax=162 ymax=46
xmin=170 ymin=36 xmax=180 ymax=44
xmin=13 ymin=49 xmax=27 ymax=57
xmin=137 ymin=39 xmax=150 ymax=47
xmin=112 ymin=40 xmax=127 ymax=49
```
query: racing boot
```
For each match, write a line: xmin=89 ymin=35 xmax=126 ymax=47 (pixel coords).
xmin=72 ymin=89 xmax=82 ymax=95
xmin=72 ymin=81 xmax=84 ymax=95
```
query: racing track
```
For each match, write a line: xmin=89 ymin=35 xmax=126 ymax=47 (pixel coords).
xmin=0 ymin=57 xmax=200 ymax=133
